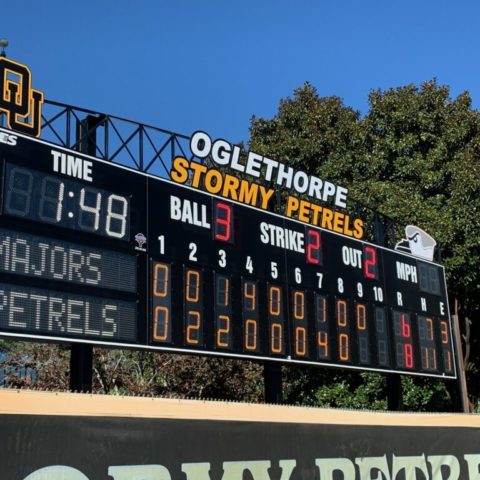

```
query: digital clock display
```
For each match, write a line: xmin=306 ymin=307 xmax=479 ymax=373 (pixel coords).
xmin=4 ymin=163 xmax=130 ymax=240
xmin=0 ymin=128 xmax=457 ymax=379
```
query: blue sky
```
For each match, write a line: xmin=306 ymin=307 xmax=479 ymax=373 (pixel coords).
xmin=3 ymin=1 xmax=480 ymax=144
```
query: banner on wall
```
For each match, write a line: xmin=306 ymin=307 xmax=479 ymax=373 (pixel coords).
xmin=4 ymin=413 xmax=480 ymax=480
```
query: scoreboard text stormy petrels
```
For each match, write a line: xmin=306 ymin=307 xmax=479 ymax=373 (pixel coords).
xmin=0 ymin=128 xmax=456 ymax=378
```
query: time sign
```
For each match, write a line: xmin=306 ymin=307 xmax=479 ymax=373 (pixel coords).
xmin=0 ymin=128 xmax=456 ymax=378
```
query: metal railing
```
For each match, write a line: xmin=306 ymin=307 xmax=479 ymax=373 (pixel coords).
xmin=35 ymin=99 xmax=198 ymax=179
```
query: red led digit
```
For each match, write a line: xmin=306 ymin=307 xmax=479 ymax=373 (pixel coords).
xmin=404 ymin=343 xmax=414 ymax=368
xmin=214 ymin=202 xmax=232 ymax=242
xmin=363 ymin=246 xmax=378 ymax=279
xmin=401 ymin=314 xmax=411 ymax=338
xmin=306 ymin=229 xmax=321 ymax=265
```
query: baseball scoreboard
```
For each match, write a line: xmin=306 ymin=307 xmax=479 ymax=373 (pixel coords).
xmin=0 ymin=128 xmax=456 ymax=378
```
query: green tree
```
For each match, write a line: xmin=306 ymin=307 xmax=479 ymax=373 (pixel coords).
xmin=249 ymin=81 xmax=480 ymax=410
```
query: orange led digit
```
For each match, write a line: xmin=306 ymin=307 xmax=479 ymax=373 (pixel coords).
xmin=444 ymin=351 xmax=453 ymax=372
xmin=186 ymin=311 xmax=201 ymax=345
xmin=271 ymin=322 xmax=283 ymax=354
xmin=426 ymin=317 xmax=434 ymax=340
xmin=269 ymin=286 xmax=281 ymax=316
xmin=293 ymin=291 xmax=305 ymax=320
xmin=216 ymin=315 xmax=231 ymax=348
xmin=151 ymin=261 xmax=172 ymax=344
xmin=439 ymin=320 xmax=454 ymax=373
xmin=336 ymin=299 xmax=347 ymax=327
xmin=317 ymin=331 xmax=329 ymax=358
xmin=215 ymin=273 xmax=233 ymax=350
xmin=217 ymin=276 xmax=230 ymax=306
xmin=245 ymin=319 xmax=258 ymax=351
xmin=242 ymin=279 xmax=260 ymax=353
xmin=440 ymin=321 xmax=449 ymax=344
xmin=315 ymin=294 xmax=330 ymax=360
xmin=356 ymin=303 xmax=370 ymax=364
xmin=292 ymin=290 xmax=308 ymax=357
xmin=417 ymin=316 xmax=437 ymax=371
xmin=244 ymin=281 xmax=256 ymax=310
xmin=268 ymin=284 xmax=285 ymax=355
xmin=356 ymin=304 xmax=366 ymax=330
xmin=339 ymin=333 xmax=349 ymax=361
xmin=295 ymin=327 xmax=307 ymax=356
xmin=421 ymin=346 xmax=437 ymax=370
xmin=336 ymin=299 xmax=350 ymax=362
xmin=183 ymin=266 xmax=204 ymax=347
xmin=153 ymin=263 xmax=169 ymax=297
xmin=185 ymin=269 xmax=200 ymax=302
xmin=153 ymin=306 xmax=169 ymax=341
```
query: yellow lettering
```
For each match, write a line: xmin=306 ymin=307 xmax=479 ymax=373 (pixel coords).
xmin=222 ymin=175 xmax=239 ymax=201
xmin=298 ymin=199 xmax=310 ymax=223
xmin=353 ymin=218 xmax=364 ymax=239
xmin=239 ymin=181 xmax=258 ymax=206
xmin=170 ymin=157 xmax=189 ymax=184
xmin=310 ymin=203 xmax=322 ymax=225
xmin=259 ymin=186 xmax=275 ymax=209
xmin=333 ymin=211 xmax=345 ymax=233
xmin=321 ymin=208 xmax=334 ymax=230
xmin=189 ymin=161 xmax=208 ymax=188
xmin=205 ymin=168 xmax=223 ymax=194
xmin=286 ymin=195 xmax=299 ymax=217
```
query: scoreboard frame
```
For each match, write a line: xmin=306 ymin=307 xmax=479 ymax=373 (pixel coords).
xmin=0 ymin=127 xmax=457 ymax=379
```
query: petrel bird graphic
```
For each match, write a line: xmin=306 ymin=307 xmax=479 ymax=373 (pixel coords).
xmin=395 ymin=225 xmax=436 ymax=261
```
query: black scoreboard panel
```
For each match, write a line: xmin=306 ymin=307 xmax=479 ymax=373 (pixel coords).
xmin=0 ymin=129 xmax=457 ymax=378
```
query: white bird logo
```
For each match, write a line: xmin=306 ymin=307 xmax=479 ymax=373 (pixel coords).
xmin=395 ymin=225 xmax=436 ymax=261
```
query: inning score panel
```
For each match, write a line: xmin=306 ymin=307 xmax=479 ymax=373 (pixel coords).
xmin=0 ymin=129 xmax=456 ymax=378
xmin=148 ymin=177 xmax=456 ymax=378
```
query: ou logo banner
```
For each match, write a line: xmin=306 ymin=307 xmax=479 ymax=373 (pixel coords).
xmin=0 ymin=56 xmax=44 ymax=138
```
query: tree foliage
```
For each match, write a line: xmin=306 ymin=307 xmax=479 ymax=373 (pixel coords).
xmin=250 ymin=81 xmax=480 ymax=410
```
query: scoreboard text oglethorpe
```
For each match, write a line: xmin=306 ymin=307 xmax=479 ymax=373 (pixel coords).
xmin=0 ymin=129 xmax=456 ymax=378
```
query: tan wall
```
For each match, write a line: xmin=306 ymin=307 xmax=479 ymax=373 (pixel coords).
xmin=0 ymin=388 xmax=478 ymax=427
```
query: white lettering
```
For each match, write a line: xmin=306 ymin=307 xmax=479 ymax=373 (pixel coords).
xmin=391 ymin=454 xmax=429 ymax=479
xmin=396 ymin=261 xmax=418 ymax=283
xmin=190 ymin=131 xmax=212 ymax=158
xmin=421 ymin=297 xmax=427 ymax=311
xmin=342 ymin=246 xmax=362 ymax=269
xmin=428 ymin=455 xmax=460 ymax=480
xmin=108 ymin=465 xmax=172 ymax=480
xmin=397 ymin=291 xmax=403 ymax=307
xmin=50 ymin=150 xmax=93 ymax=181
xmin=316 ymin=458 xmax=356 ymax=479
xmin=356 ymin=455 xmax=392 ymax=480
xmin=259 ymin=222 xmax=304 ymax=253
xmin=24 ymin=466 xmax=89 ymax=480
xmin=465 ymin=454 xmax=480 ymax=480
xmin=9 ymin=291 xmax=27 ymax=327
xmin=170 ymin=195 xmax=210 ymax=229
